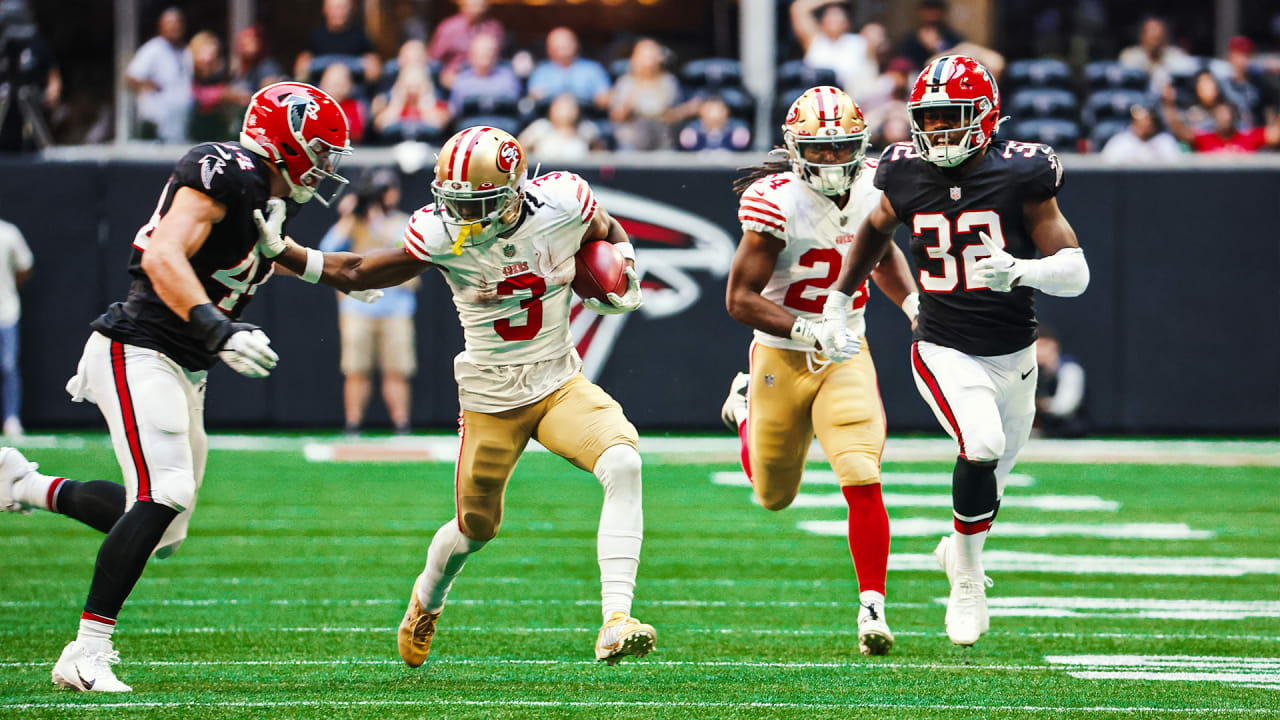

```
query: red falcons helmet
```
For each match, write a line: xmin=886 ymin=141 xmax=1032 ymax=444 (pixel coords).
xmin=240 ymin=82 xmax=352 ymax=206
xmin=908 ymin=55 xmax=1003 ymax=168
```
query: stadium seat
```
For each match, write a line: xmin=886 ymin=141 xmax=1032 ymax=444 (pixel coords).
xmin=700 ymin=86 xmax=755 ymax=121
xmin=1088 ymin=119 xmax=1130 ymax=151
xmin=594 ymin=120 xmax=619 ymax=151
xmin=777 ymin=60 xmax=838 ymax=91
xmin=1084 ymin=61 xmax=1149 ymax=91
xmin=1009 ymin=118 xmax=1080 ymax=148
xmin=458 ymin=95 xmax=520 ymax=117
xmin=376 ymin=122 xmax=447 ymax=146
xmin=676 ymin=117 xmax=752 ymax=152
xmin=453 ymin=114 xmax=522 ymax=136
xmin=1009 ymin=88 xmax=1079 ymax=120
xmin=608 ymin=58 xmax=631 ymax=81
xmin=1083 ymin=89 xmax=1147 ymax=125
xmin=1005 ymin=58 xmax=1072 ymax=90
xmin=680 ymin=58 xmax=743 ymax=89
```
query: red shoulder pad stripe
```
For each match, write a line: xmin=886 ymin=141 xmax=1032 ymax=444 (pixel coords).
xmin=740 ymin=202 xmax=786 ymax=223
xmin=738 ymin=213 xmax=785 ymax=232
xmin=747 ymin=195 xmax=782 ymax=211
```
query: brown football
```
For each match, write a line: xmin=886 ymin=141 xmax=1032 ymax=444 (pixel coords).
xmin=572 ymin=240 xmax=628 ymax=302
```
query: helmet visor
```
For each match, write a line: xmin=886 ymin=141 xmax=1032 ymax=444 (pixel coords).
xmin=431 ymin=182 xmax=520 ymax=247
xmin=909 ymin=102 xmax=982 ymax=167
xmin=298 ymin=137 xmax=351 ymax=207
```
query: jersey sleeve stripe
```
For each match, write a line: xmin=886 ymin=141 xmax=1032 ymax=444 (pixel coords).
xmin=747 ymin=196 xmax=782 ymax=211
xmin=403 ymin=223 xmax=431 ymax=260
xmin=738 ymin=213 xmax=785 ymax=232
xmin=740 ymin=202 xmax=786 ymax=223
xmin=583 ymin=197 xmax=598 ymax=224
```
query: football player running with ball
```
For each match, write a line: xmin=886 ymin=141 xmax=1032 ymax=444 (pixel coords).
xmin=722 ymin=86 xmax=919 ymax=656
xmin=817 ymin=56 xmax=1089 ymax=647
xmin=253 ymin=126 xmax=655 ymax=666
xmin=0 ymin=82 xmax=380 ymax=691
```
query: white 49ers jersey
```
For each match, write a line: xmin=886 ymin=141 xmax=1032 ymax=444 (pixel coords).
xmin=402 ymin=171 xmax=599 ymax=412
xmin=738 ymin=162 xmax=879 ymax=352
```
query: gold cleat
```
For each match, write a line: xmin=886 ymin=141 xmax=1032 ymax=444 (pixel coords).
xmin=594 ymin=612 xmax=656 ymax=666
xmin=397 ymin=575 xmax=442 ymax=667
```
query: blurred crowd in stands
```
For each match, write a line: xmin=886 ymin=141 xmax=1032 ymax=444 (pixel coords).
xmin=5 ymin=0 xmax=1280 ymax=157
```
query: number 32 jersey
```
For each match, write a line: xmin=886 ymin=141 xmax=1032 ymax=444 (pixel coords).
xmin=738 ymin=164 xmax=878 ymax=352
xmin=92 ymin=142 xmax=280 ymax=371
xmin=401 ymin=171 xmax=597 ymax=413
xmin=876 ymin=139 xmax=1064 ymax=357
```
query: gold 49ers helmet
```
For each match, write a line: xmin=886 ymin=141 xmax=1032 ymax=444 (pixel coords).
xmin=432 ymin=126 xmax=529 ymax=253
xmin=781 ymin=86 xmax=869 ymax=196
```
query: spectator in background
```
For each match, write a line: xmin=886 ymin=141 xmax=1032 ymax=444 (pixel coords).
xmin=188 ymin=32 xmax=234 ymax=142
xmin=1100 ymin=105 xmax=1182 ymax=163
xmin=862 ymin=56 xmax=913 ymax=122
xmin=447 ymin=33 xmax=520 ymax=117
xmin=320 ymin=169 xmax=417 ymax=436
xmin=1178 ymin=102 xmax=1280 ymax=154
xmin=527 ymin=27 xmax=611 ymax=110
xmin=372 ymin=65 xmax=450 ymax=141
xmin=609 ymin=38 xmax=686 ymax=151
xmin=0 ymin=217 xmax=31 ymax=438
xmin=518 ymin=93 xmax=600 ymax=160
xmin=677 ymin=94 xmax=750 ymax=152
xmin=229 ymin=25 xmax=282 ymax=97
xmin=1035 ymin=329 xmax=1086 ymax=439
xmin=789 ymin=0 xmax=878 ymax=97
xmin=294 ymin=0 xmax=380 ymax=85
xmin=125 ymin=7 xmax=192 ymax=143
xmin=1118 ymin=16 xmax=1194 ymax=79
xmin=430 ymin=0 xmax=505 ymax=89
xmin=319 ymin=63 xmax=367 ymax=144
xmin=1223 ymin=36 xmax=1276 ymax=128
xmin=897 ymin=0 xmax=963 ymax=70
xmin=1177 ymin=70 xmax=1245 ymax=134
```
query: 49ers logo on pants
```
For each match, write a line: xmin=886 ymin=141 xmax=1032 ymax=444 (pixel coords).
xmin=496 ymin=140 xmax=522 ymax=173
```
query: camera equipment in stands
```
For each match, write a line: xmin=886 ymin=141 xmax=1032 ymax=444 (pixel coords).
xmin=0 ymin=0 xmax=52 ymax=149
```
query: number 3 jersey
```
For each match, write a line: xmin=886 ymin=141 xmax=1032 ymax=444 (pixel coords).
xmin=738 ymin=163 xmax=879 ymax=352
xmin=401 ymin=172 xmax=598 ymax=413
xmin=92 ymin=142 xmax=279 ymax=371
xmin=876 ymin=139 xmax=1064 ymax=357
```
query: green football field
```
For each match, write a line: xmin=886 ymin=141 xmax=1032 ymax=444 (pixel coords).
xmin=1 ymin=436 xmax=1278 ymax=719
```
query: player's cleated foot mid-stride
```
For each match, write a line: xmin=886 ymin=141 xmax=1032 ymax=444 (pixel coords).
xmin=595 ymin=612 xmax=656 ymax=665
xmin=0 ymin=446 xmax=36 ymax=514
xmin=935 ymin=535 xmax=992 ymax=646
xmin=51 ymin=641 xmax=132 ymax=692
xmin=719 ymin=372 xmax=748 ymax=430
xmin=397 ymin=575 xmax=442 ymax=667
xmin=857 ymin=597 xmax=894 ymax=656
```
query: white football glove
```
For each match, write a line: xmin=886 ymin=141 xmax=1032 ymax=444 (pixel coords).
xmin=815 ymin=291 xmax=862 ymax=362
xmin=968 ymin=230 xmax=1024 ymax=293
xmin=346 ymin=289 xmax=384 ymax=304
xmin=252 ymin=198 xmax=288 ymax=259
xmin=581 ymin=266 xmax=643 ymax=315
xmin=219 ymin=329 xmax=279 ymax=378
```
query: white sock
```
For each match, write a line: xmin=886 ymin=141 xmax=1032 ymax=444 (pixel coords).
xmin=859 ymin=590 xmax=886 ymax=610
xmin=953 ymin=529 xmax=987 ymax=578
xmin=15 ymin=470 xmax=64 ymax=512
xmin=417 ymin=519 xmax=487 ymax=613
xmin=76 ymin=614 xmax=116 ymax=652
xmin=594 ymin=444 xmax=643 ymax=621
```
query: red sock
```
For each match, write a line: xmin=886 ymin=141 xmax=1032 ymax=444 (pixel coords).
xmin=842 ymin=484 xmax=889 ymax=596
xmin=737 ymin=418 xmax=753 ymax=483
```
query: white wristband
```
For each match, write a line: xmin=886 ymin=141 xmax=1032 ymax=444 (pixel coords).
xmin=301 ymin=247 xmax=324 ymax=284
xmin=789 ymin=316 xmax=818 ymax=347
xmin=901 ymin=292 xmax=920 ymax=322
xmin=615 ymin=242 xmax=636 ymax=263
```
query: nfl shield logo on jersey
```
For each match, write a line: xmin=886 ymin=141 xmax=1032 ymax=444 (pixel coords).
xmin=950 ymin=186 xmax=962 ymax=201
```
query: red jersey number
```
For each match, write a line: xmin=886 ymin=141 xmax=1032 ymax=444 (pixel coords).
xmin=494 ymin=274 xmax=546 ymax=341
xmin=782 ymin=248 xmax=867 ymax=313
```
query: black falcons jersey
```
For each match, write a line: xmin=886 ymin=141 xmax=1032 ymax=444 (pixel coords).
xmin=92 ymin=142 xmax=290 ymax=371
xmin=875 ymin=139 xmax=1064 ymax=357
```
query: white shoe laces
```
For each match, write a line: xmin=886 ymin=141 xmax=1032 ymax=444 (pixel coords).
xmin=87 ymin=648 xmax=122 ymax=671
xmin=953 ymin=575 xmax=992 ymax=609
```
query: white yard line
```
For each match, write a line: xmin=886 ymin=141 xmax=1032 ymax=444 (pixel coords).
xmin=799 ymin=519 xmax=1213 ymax=540
xmin=711 ymin=471 xmax=1036 ymax=488
xmin=777 ymin=493 xmax=1120 ymax=512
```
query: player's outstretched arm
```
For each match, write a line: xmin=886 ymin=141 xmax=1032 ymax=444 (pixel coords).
xmin=726 ymin=229 xmax=820 ymax=344
xmin=969 ymin=196 xmax=1089 ymax=297
xmin=868 ymin=241 xmax=920 ymax=326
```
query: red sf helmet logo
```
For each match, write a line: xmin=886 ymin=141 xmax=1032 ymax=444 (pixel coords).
xmin=785 ymin=103 xmax=800 ymax=125
xmin=496 ymin=140 xmax=521 ymax=173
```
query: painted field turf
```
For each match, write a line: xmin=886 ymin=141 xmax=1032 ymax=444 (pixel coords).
xmin=0 ymin=442 xmax=1277 ymax=719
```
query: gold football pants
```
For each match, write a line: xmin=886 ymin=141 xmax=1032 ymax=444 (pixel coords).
xmin=454 ymin=373 xmax=639 ymax=540
xmin=745 ymin=341 xmax=885 ymax=511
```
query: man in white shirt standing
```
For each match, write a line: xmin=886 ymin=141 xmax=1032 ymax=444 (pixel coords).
xmin=125 ymin=8 xmax=193 ymax=143
xmin=0 ymin=218 xmax=33 ymax=438
xmin=1100 ymin=105 xmax=1182 ymax=163
xmin=790 ymin=0 xmax=878 ymax=97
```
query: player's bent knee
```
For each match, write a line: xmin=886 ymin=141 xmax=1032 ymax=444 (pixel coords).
xmin=963 ymin=430 xmax=1006 ymax=464
xmin=835 ymin=456 xmax=883 ymax=487
xmin=150 ymin=476 xmax=197 ymax=514
xmin=594 ymin=444 xmax=642 ymax=498
xmin=459 ymin=511 xmax=500 ymax=542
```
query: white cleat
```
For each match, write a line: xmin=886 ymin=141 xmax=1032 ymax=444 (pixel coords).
xmin=594 ymin=612 xmax=656 ymax=665
xmin=0 ymin=446 xmax=35 ymax=514
xmin=935 ymin=535 xmax=993 ymax=646
xmin=51 ymin=641 xmax=132 ymax=692
xmin=720 ymin=372 xmax=748 ymax=430
xmin=857 ymin=598 xmax=895 ymax=656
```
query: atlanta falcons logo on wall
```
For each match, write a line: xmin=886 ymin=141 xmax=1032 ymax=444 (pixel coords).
xmin=569 ymin=188 xmax=735 ymax=380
